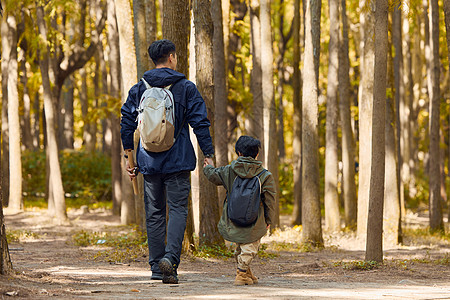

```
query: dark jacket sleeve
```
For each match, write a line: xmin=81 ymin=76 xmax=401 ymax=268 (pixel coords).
xmin=261 ymin=172 xmax=277 ymax=225
xmin=203 ymin=165 xmax=229 ymax=188
xmin=185 ymin=82 xmax=214 ymax=156
xmin=120 ymin=83 xmax=140 ymax=150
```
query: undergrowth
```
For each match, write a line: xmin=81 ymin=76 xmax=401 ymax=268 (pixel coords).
xmin=333 ymin=260 xmax=379 ymax=270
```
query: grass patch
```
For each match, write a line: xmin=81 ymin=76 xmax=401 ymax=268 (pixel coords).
xmin=334 ymin=260 xmax=379 ymax=270
xmin=6 ymin=230 xmax=40 ymax=243
xmin=266 ymin=241 xmax=324 ymax=253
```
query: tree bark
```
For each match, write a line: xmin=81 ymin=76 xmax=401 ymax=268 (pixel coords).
xmin=212 ymin=0 xmax=229 ymax=208
xmin=324 ymin=0 xmax=340 ymax=232
xmin=249 ymin=0 xmax=264 ymax=158
xmin=21 ymin=53 xmax=33 ymax=150
xmin=162 ymin=0 xmax=193 ymax=249
xmin=36 ymin=5 xmax=68 ymax=224
xmin=145 ymin=0 xmax=157 ymax=51
xmin=384 ymin=42 xmax=401 ymax=246
xmin=194 ymin=0 xmax=224 ymax=246
xmin=292 ymin=0 xmax=302 ymax=226
xmin=134 ymin=0 xmax=151 ymax=78
xmin=107 ymin=0 xmax=122 ymax=216
xmin=444 ymin=0 xmax=450 ymax=225
xmin=0 ymin=159 xmax=12 ymax=274
xmin=4 ymin=14 xmax=22 ymax=211
xmin=427 ymin=0 xmax=444 ymax=232
xmin=33 ymin=93 xmax=41 ymax=149
xmin=114 ymin=0 xmax=138 ymax=225
xmin=357 ymin=0 xmax=374 ymax=240
xmin=301 ymin=0 xmax=323 ymax=246
xmin=1 ymin=16 xmax=10 ymax=207
xmin=61 ymin=76 xmax=75 ymax=149
xmin=365 ymin=0 xmax=387 ymax=262
xmin=338 ymin=0 xmax=357 ymax=229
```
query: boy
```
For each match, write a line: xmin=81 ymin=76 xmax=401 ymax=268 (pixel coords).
xmin=203 ymin=135 xmax=276 ymax=285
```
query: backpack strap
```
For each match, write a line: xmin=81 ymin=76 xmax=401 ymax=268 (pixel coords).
xmin=256 ymin=169 xmax=267 ymax=178
xmin=141 ymin=78 xmax=151 ymax=89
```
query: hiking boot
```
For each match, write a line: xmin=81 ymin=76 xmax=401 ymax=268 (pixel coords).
xmin=162 ymin=272 xmax=179 ymax=284
xmin=159 ymin=258 xmax=178 ymax=284
xmin=246 ymin=267 xmax=258 ymax=284
xmin=151 ymin=272 xmax=163 ymax=280
xmin=234 ymin=269 xmax=253 ymax=286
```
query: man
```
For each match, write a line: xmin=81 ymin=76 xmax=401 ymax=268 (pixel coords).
xmin=120 ymin=39 xmax=214 ymax=284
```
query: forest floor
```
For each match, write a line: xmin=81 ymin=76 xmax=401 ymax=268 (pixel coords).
xmin=1 ymin=207 xmax=449 ymax=299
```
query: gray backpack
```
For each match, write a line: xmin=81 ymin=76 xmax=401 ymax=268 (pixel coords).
xmin=137 ymin=78 xmax=182 ymax=152
xmin=227 ymin=169 xmax=267 ymax=227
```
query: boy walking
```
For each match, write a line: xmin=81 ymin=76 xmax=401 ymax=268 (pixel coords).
xmin=203 ymin=136 xmax=276 ymax=285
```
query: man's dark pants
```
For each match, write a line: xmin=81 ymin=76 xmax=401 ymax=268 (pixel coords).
xmin=143 ymin=171 xmax=190 ymax=275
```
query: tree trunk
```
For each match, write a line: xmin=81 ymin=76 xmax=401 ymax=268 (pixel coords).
xmin=162 ymin=0 xmax=193 ymax=249
xmin=357 ymin=0 xmax=374 ymax=240
xmin=0 ymin=159 xmax=12 ymax=274
xmin=338 ymin=0 xmax=357 ymax=229
xmin=114 ymin=0 xmax=138 ymax=225
xmin=384 ymin=43 xmax=401 ymax=246
xmin=212 ymin=0 xmax=229 ymax=208
xmin=36 ymin=5 xmax=68 ymax=224
xmin=194 ymin=0 xmax=224 ymax=246
xmin=427 ymin=0 xmax=444 ymax=232
xmin=365 ymin=0 xmax=387 ymax=262
xmin=62 ymin=76 xmax=75 ymax=149
xmin=301 ymin=0 xmax=323 ymax=246
xmin=21 ymin=54 xmax=33 ymax=150
xmin=260 ymin=0 xmax=279 ymax=228
xmin=249 ymin=0 xmax=264 ymax=158
xmin=134 ymin=0 xmax=151 ymax=78
xmin=145 ymin=0 xmax=157 ymax=51
xmin=162 ymin=0 xmax=190 ymax=76
xmin=33 ymin=93 xmax=41 ymax=149
xmin=4 ymin=14 xmax=22 ymax=211
xmin=392 ymin=0 xmax=405 ymax=228
xmin=107 ymin=0 xmax=122 ymax=216
xmin=444 ymin=0 xmax=450 ymax=225
xmin=292 ymin=0 xmax=302 ymax=226
xmin=324 ymin=0 xmax=340 ymax=232
xmin=1 ymin=16 xmax=10 ymax=207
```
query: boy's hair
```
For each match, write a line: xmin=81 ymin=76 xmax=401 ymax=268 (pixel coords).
xmin=235 ymin=135 xmax=261 ymax=159
xmin=148 ymin=39 xmax=176 ymax=66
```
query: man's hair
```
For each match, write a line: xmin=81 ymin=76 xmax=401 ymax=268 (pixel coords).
xmin=148 ymin=39 xmax=176 ymax=65
xmin=235 ymin=135 xmax=261 ymax=159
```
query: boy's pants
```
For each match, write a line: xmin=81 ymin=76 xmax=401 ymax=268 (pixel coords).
xmin=143 ymin=171 xmax=191 ymax=274
xmin=235 ymin=240 xmax=260 ymax=271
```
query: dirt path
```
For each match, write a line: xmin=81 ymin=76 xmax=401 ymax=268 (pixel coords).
xmin=1 ymin=209 xmax=449 ymax=299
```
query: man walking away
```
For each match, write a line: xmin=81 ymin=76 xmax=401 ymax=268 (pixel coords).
xmin=120 ymin=39 xmax=215 ymax=284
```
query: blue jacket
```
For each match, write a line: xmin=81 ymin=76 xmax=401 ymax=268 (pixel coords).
xmin=120 ymin=68 xmax=214 ymax=175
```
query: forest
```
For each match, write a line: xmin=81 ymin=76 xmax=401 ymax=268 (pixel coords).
xmin=1 ymin=0 xmax=450 ymax=277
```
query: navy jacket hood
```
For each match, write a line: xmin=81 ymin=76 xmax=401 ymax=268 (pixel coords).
xmin=142 ymin=68 xmax=186 ymax=87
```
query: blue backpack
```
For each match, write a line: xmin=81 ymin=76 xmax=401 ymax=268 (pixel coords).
xmin=227 ymin=169 xmax=267 ymax=227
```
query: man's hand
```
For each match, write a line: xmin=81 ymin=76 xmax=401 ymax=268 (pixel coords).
xmin=125 ymin=160 xmax=138 ymax=180
xmin=266 ymin=224 xmax=270 ymax=230
xmin=204 ymin=157 xmax=214 ymax=167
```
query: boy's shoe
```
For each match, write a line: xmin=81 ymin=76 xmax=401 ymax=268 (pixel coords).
xmin=246 ymin=267 xmax=258 ymax=284
xmin=159 ymin=257 xmax=178 ymax=284
xmin=234 ymin=269 xmax=253 ymax=286
xmin=151 ymin=272 xmax=163 ymax=280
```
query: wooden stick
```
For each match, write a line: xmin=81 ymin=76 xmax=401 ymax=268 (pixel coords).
xmin=126 ymin=150 xmax=139 ymax=195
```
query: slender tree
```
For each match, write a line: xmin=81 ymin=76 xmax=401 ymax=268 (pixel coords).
xmin=114 ymin=0 xmax=138 ymax=225
xmin=107 ymin=0 xmax=123 ymax=216
xmin=324 ymin=0 xmax=340 ymax=232
xmin=301 ymin=0 xmax=323 ymax=246
xmin=444 ymin=0 xmax=450 ymax=224
xmin=338 ymin=0 xmax=357 ymax=229
xmin=366 ymin=0 xmax=388 ymax=262
xmin=357 ymin=0 xmax=375 ymax=240
xmin=0 ymin=158 xmax=12 ymax=274
xmin=36 ymin=3 xmax=68 ymax=224
xmin=194 ymin=0 xmax=224 ymax=246
xmin=212 ymin=0 xmax=229 ymax=205
xmin=427 ymin=0 xmax=444 ymax=232
xmin=249 ymin=0 xmax=264 ymax=157
xmin=292 ymin=0 xmax=302 ymax=226
xmin=1 ymin=12 xmax=10 ymax=207
xmin=134 ymin=0 xmax=151 ymax=78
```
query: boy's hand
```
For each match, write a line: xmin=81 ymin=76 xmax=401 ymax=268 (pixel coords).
xmin=266 ymin=224 xmax=270 ymax=229
xmin=204 ymin=157 xmax=214 ymax=167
